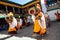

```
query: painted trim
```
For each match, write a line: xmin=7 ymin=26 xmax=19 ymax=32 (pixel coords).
xmin=47 ymin=7 xmax=60 ymax=12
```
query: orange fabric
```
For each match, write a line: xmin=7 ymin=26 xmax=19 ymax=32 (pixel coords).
xmin=8 ymin=27 xmax=16 ymax=32
xmin=34 ymin=12 xmax=42 ymax=33
xmin=40 ymin=28 xmax=46 ymax=35
xmin=37 ymin=12 xmax=42 ymax=17
xmin=34 ymin=19 xmax=46 ymax=35
xmin=34 ymin=12 xmax=46 ymax=35
xmin=34 ymin=19 xmax=41 ymax=32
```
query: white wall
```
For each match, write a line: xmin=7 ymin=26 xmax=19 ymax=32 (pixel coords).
xmin=47 ymin=9 xmax=60 ymax=21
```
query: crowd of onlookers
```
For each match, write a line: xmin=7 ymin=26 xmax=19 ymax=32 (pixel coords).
xmin=16 ymin=15 xmax=33 ymax=29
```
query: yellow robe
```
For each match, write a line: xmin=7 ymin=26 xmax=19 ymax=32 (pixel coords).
xmin=8 ymin=27 xmax=16 ymax=32
xmin=33 ymin=12 xmax=42 ymax=33
xmin=8 ymin=18 xmax=17 ymax=33
xmin=34 ymin=19 xmax=41 ymax=33
xmin=33 ymin=12 xmax=46 ymax=35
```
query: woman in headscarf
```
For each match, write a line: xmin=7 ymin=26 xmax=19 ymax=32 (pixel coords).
xmin=5 ymin=12 xmax=18 ymax=34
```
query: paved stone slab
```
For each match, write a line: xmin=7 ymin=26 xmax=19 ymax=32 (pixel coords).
xmin=0 ymin=21 xmax=60 ymax=40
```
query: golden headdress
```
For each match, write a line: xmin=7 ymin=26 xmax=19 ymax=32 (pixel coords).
xmin=5 ymin=12 xmax=14 ymax=23
xmin=8 ymin=12 xmax=14 ymax=17
xmin=36 ymin=4 xmax=41 ymax=10
xmin=36 ymin=4 xmax=42 ymax=17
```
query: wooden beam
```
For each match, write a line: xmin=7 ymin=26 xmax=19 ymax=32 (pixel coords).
xmin=0 ymin=1 xmax=21 ymax=8
xmin=0 ymin=0 xmax=40 ymax=8
xmin=22 ymin=0 xmax=40 ymax=8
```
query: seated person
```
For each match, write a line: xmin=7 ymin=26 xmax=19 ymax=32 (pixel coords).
xmin=17 ymin=16 xmax=23 ymax=29
xmin=25 ymin=16 xmax=30 ymax=26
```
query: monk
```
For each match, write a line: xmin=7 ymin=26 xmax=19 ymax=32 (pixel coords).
xmin=5 ymin=12 xmax=17 ymax=34
xmin=32 ymin=4 xmax=47 ymax=37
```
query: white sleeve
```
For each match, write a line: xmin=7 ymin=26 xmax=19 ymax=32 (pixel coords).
xmin=41 ymin=13 xmax=46 ymax=28
xmin=20 ymin=19 xmax=23 ymax=25
xmin=31 ymin=15 xmax=35 ymax=23
xmin=11 ymin=18 xmax=17 ymax=28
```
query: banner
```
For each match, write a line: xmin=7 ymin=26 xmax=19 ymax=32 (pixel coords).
xmin=41 ymin=0 xmax=47 ymax=14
